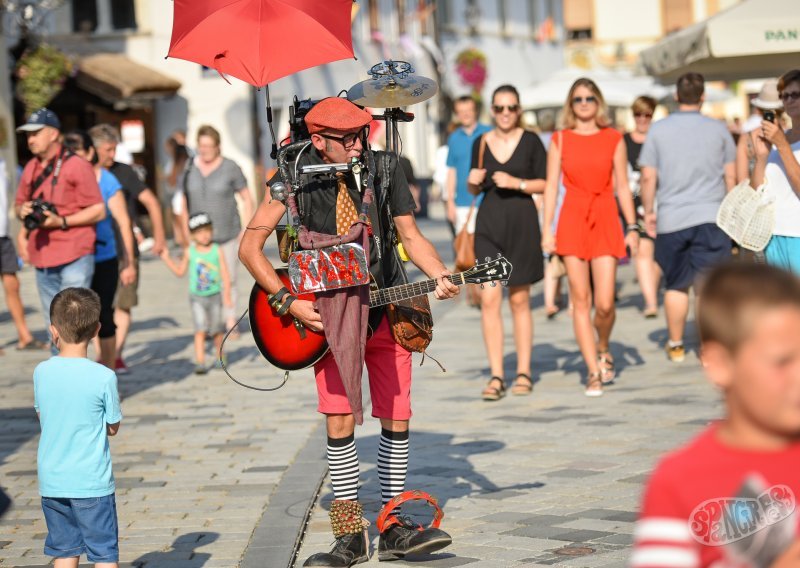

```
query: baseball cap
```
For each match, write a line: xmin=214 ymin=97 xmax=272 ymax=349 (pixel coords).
xmin=188 ymin=212 xmax=213 ymax=231
xmin=16 ymin=108 xmax=61 ymax=132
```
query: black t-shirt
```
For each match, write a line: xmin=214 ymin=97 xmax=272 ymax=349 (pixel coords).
xmin=268 ymin=148 xmax=416 ymax=289
xmin=109 ymin=161 xmax=147 ymax=258
xmin=624 ymin=132 xmax=643 ymax=172
xmin=398 ymin=156 xmax=417 ymax=187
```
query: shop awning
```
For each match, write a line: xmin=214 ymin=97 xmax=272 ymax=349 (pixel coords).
xmin=639 ymin=0 xmax=800 ymax=82
xmin=76 ymin=54 xmax=182 ymax=107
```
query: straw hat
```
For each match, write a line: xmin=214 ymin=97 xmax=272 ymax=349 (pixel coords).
xmin=752 ymin=79 xmax=783 ymax=110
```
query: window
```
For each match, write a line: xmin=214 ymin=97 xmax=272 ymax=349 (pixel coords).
xmin=72 ymin=0 xmax=97 ymax=33
xmin=528 ymin=0 xmax=540 ymax=34
xmin=663 ymin=0 xmax=693 ymax=34
xmin=71 ymin=0 xmax=137 ymax=33
xmin=111 ymin=0 xmax=137 ymax=30
xmin=499 ymin=0 xmax=508 ymax=35
xmin=564 ymin=0 xmax=593 ymax=40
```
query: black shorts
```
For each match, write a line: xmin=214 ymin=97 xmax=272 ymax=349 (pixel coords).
xmin=91 ymin=258 xmax=119 ymax=339
xmin=0 ymin=237 xmax=19 ymax=274
xmin=655 ymin=223 xmax=731 ymax=290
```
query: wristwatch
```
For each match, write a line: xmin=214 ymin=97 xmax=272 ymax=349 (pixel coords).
xmin=60 ymin=216 xmax=68 ymax=231
xmin=519 ymin=180 xmax=527 ymax=192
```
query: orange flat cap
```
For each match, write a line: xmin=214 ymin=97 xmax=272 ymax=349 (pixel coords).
xmin=305 ymin=97 xmax=372 ymax=135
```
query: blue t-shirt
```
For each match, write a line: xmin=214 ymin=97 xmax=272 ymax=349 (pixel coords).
xmin=34 ymin=357 xmax=122 ymax=498
xmin=94 ymin=169 xmax=122 ymax=263
xmin=446 ymin=123 xmax=492 ymax=207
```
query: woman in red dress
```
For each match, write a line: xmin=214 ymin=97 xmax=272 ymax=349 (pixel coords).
xmin=542 ymin=78 xmax=639 ymax=397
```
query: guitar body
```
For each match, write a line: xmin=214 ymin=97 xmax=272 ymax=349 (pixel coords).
xmin=248 ymin=269 xmax=328 ymax=370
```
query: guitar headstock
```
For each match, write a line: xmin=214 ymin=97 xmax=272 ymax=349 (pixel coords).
xmin=462 ymin=256 xmax=513 ymax=285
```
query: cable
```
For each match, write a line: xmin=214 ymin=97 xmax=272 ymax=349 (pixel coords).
xmin=218 ymin=309 xmax=290 ymax=392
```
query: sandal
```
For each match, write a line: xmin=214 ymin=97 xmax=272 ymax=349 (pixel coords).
xmin=481 ymin=376 xmax=506 ymax=401
xmin=597 ymin=351 xmax=616 ymax=384
xmin=585 ymin=371 xmax=604 ymax=397
xmin=511 ymin=373 xmax=533 ymax=396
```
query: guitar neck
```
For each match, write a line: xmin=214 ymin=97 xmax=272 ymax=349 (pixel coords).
xmin=369 ymin=273 xmax=466 ymax=307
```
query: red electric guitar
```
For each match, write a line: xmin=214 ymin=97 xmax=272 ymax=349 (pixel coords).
xmin=248 ymin=256 xmax=512 ymax=370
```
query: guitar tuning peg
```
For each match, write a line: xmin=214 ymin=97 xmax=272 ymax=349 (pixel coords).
xmin=490 ymin=281 xmax=497 ymax=287
xmin=502 ymin=280 xmax=508 ymax=287
xmin=485 ymin=257 xmax=491 ymax=262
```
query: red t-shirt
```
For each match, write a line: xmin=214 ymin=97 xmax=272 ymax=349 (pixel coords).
xmin=632 ymin=423 xmax=800 ymax=568
xmin=15 ymin=145 xmax=103 ymax=268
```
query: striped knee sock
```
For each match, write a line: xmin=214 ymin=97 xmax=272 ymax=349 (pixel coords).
xmin=327 ymin=434 xmax=359 ymax=501
xmin=377 ymin=429 xmax=409 ymax=512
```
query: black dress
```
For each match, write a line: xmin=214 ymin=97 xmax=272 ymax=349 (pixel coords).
xmin=472 ymin=130 xmax=546 ymax=286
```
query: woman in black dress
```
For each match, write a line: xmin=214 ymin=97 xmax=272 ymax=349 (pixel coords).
xmin=468 ymin=84 xmax=546 ymax=400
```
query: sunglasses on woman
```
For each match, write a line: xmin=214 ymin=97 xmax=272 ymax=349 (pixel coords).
xmin=492 ymin=104 xmax=520 ymax=113
xmin=572 ymin=96 xmax=598 ymax=105
xmin=780 ymin=91 xmax=800 ymax=102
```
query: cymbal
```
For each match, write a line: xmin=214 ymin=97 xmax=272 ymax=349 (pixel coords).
xmin=347 ymin=74 xmax=438 ymax=108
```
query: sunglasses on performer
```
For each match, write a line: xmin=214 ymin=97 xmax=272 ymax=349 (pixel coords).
xmin=780 ymin=91 xmax=800 ymax=102
xmin=492 ymin=104 xmax=520 ymax=113
xmin=572 ymin=96 xmax=598 ymax=105
xmin=634 ymin=112 xmax=653 ymax=118
xmin=319 ymin=126 xmax=370 ymax=149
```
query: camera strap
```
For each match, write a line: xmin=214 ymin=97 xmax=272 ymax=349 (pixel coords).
xmin=28 ymin=148 xmax=73 ymax=201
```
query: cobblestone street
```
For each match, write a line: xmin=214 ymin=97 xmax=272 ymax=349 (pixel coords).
xmin=0 ymin=215 xmax=720 ymax=567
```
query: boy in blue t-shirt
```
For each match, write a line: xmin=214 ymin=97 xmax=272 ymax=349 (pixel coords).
xmin=34 ymin=287 xmax=122 ymax=567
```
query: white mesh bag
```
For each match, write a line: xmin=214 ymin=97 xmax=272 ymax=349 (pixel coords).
xmin=716 ymin=179 xmax=775 ymax=252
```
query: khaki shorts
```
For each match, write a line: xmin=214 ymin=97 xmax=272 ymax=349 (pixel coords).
xmin=115 ymin=257 xmax=140 ymax=310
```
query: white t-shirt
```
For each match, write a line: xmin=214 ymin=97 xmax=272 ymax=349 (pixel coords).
xmin=766 ymin=139 xmax=800 ymax=237
xmin=0 ymin=157 xmax=8 ymax=238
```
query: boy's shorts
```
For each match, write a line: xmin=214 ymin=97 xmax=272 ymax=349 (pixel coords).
xmin=41 ymin=494 xmax=119 ymax=562
xmin=190 ymin=293 xmax=224 ymax=334
xmin=314 ymin=317 xmax=413 ymax=420
xmin=655 ymin=223 xmax=731 ymax=290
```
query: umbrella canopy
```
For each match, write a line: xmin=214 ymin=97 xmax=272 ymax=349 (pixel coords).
xmin=639 ymin=0 xmax=800 ymax=82
xmin=168 ymin=0 xmax=355 ymax=87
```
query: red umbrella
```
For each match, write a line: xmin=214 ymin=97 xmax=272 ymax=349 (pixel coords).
xmin=168 ymin=0 xmax=355 ymax=87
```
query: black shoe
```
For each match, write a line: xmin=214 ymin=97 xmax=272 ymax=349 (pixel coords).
xmin=377 ymin=516 xmax=452 ymax=561
xmin=303 ymin=532 xmax=369 ymax=567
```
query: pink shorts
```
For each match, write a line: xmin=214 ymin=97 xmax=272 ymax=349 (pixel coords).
xmin=314 ymin=317 xmax=413 ymax=420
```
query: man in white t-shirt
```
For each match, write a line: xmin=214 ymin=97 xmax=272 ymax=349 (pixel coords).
xmin=0 ymin=156 xmax=46 ymax=352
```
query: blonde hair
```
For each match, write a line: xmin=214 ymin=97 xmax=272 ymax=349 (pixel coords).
xmin=561 ymin=78 xmax=610 ymax=130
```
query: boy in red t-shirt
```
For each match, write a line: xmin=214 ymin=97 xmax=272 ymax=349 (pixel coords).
xmin=632 ymin=263 xmax=800 ymax=568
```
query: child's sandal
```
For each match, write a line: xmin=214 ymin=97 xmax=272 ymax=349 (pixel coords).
xmin=511 ymin=373 xmax=533 ymax=396
xmin=481 ymin=376 xmax=506 ymax=401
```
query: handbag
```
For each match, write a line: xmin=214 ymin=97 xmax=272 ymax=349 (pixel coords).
xmin=548 ymin=254 xmax=566 ymax=279
xmin=716 ymin=179 xmax=775 ymax=252
xmin=453 ymin=135 xmax=487 ymax=272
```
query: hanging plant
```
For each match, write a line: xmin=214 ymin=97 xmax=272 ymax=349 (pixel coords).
xmin=455 ymin=48 xmax=487 ymax=96
xmin=15 ymin=44 xmax=74 ymax=115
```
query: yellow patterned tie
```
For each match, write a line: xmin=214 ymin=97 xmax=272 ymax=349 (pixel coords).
xmin=335 ymin=174 xmax=359 ymax=236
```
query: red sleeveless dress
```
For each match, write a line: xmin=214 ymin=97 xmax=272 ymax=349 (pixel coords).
xmin=554 ymin=128 xmax=626 ymax=260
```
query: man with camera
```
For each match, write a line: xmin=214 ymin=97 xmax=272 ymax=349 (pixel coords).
xmin=14 ymin=108 xmax=105 ymax=331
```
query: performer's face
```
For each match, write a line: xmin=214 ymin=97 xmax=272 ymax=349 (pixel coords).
xmin=312 ymin=127 xmax=365 ymax=164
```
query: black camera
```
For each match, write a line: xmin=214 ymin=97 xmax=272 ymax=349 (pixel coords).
xmin=24 ymin=199 xmax=58 ymax=231
xmin=763 ymin=110 xmax=776 ymax=123
xmin=288 ymin=96 xmax=319 ymax=143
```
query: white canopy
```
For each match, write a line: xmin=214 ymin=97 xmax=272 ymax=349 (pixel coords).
xmin=518 ymin=67 xmax=669 ymax=110
xmin=639 ymin=0 xmax=800 ymax=82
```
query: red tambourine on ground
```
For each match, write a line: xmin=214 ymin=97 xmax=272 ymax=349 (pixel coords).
xmin=376 ymin=490 xmax=444 ymax=533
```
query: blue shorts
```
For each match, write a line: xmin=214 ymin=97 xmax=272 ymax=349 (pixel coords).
xmin=655 ymin=223 xmax=731 ymax=290
xmin=41 ymin=494 xmax=119 ymax=562
xmin=764 ymin=235 xmax=800 ymax=275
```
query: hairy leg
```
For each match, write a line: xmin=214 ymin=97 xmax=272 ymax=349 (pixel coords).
xmin=664 ymin=288 xmax=690 ymax=343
